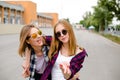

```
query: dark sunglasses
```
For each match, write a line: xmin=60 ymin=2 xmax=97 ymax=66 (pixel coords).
xmin=28 ymin=30 xmax=42 ymax=39
xmin=55 ymin=29 xmax=67 ymax=38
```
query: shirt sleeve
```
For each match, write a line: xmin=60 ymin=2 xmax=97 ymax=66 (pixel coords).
xmin=68 ymin=49 xmax=87 ymax=80
xmin=45 ymin=35 xmax=52 ymax=46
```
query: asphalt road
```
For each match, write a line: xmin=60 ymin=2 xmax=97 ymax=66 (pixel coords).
xmin=0 ymin=28 xmax=120 ymax=80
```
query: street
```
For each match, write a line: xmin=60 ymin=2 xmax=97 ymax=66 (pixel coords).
xmin=0 ymin=28 xmax=120 ymax=80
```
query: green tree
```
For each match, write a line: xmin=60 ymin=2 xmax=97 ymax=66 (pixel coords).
xmin=82 ymin=12 xmax=92 ymax=28
xmin=80 ymin=0 xmax=119 ymax=32
xmin=104 ymin=0 xmax=120 ymax=20
xmin=92 ymin=0 xmax=113 ymax=31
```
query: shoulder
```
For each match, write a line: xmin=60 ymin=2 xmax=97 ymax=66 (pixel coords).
xmin=76 ymin=45 xmax=88 ymax=56
xmin=76 ymin=46 xmax=84 ymax=54
xmin=45 ymin=35 xmax=52 ymax=41
xmin=44 ymin=35 xmax=52 ymax=46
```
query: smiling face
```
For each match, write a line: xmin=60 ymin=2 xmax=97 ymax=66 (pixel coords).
xmin=27 ymin=27 xmax=43 ymax=48
xmin=55 ymin=24 xmax=69 ymax=44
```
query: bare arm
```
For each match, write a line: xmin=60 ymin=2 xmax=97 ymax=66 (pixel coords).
xmin=22 ymin=47 xmax=31 ymax=78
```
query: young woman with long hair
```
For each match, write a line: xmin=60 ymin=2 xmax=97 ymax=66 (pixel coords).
xmin=18 ymin=24 xmax=51 ymax=80
xmin=40 ymin=19 xmax=87 ymax=80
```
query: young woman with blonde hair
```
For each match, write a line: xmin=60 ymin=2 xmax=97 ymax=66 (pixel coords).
xmin=18 ymin=24 xmax=51 ymax=80
xmin=19 ymin=24 xmax=80 ymax=80
xmin=40 ymin=19 xmax=87 ymax=80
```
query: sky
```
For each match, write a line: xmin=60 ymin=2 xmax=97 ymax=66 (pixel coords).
xmin=31 ymin=0 xmax=97 ymax=23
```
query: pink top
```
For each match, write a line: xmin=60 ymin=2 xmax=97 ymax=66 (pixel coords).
xmin=36 ymin=55 xmax=47 ymax=74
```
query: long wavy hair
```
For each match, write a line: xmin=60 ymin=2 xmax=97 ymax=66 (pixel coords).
xmin=48 ymin=19 xmax=77 ymax=60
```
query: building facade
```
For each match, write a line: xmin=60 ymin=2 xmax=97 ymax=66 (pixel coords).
xmin=0 ymin=1 xmax=58 ymax=27
xmin=0 ymin=1 xmax=24 ymax=24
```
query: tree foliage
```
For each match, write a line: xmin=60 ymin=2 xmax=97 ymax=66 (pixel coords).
xmin=79 ymin=0 xmax=120 ymax=32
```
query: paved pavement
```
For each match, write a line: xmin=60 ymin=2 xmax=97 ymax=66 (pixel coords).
xmin=0 ymin=28 xmax=120 ymax=80
xmin=75 ymin=29 xmax=120 ymax=80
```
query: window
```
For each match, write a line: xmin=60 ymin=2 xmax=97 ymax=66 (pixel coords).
xmin=4 ymin=8 xmax=9 ymax=24
xmin=10 ymin=16 xmax=15 ymax=24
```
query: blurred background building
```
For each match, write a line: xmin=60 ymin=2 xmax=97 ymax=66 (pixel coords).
xmin=0 ymin=1 xmax=58 ymax=34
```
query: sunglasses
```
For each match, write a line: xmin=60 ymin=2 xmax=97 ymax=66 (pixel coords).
xmin=28 ymin=30 xmax=42 ymax=39
xmin=55 ymin=29 xmax=67 ymax=38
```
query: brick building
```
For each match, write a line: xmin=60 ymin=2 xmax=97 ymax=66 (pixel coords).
xmin=0 ymin=1 xmax=58 ymax=27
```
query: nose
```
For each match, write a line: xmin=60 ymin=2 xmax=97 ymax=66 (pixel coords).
xmin=37 ymin=34 xmax=42 ymax=38
xmin=60 ymin=32 xmax=64 ymax=37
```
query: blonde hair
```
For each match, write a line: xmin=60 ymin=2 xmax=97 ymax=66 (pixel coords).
xmin=48 ymin=19 xmax=77 ymax=59
xmin=18 ymin=24 xmax=39 ymax=57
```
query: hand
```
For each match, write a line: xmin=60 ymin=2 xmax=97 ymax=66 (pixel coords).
xmin=70 ymin=72 xmax=80 ymax=80
xmin=59 ymin=62 xmax=71 ymax=79
xmin=22 ymin=66 xmax=30 ymax=78
xmin=22 ymin=60 xmax=30 ymax=78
